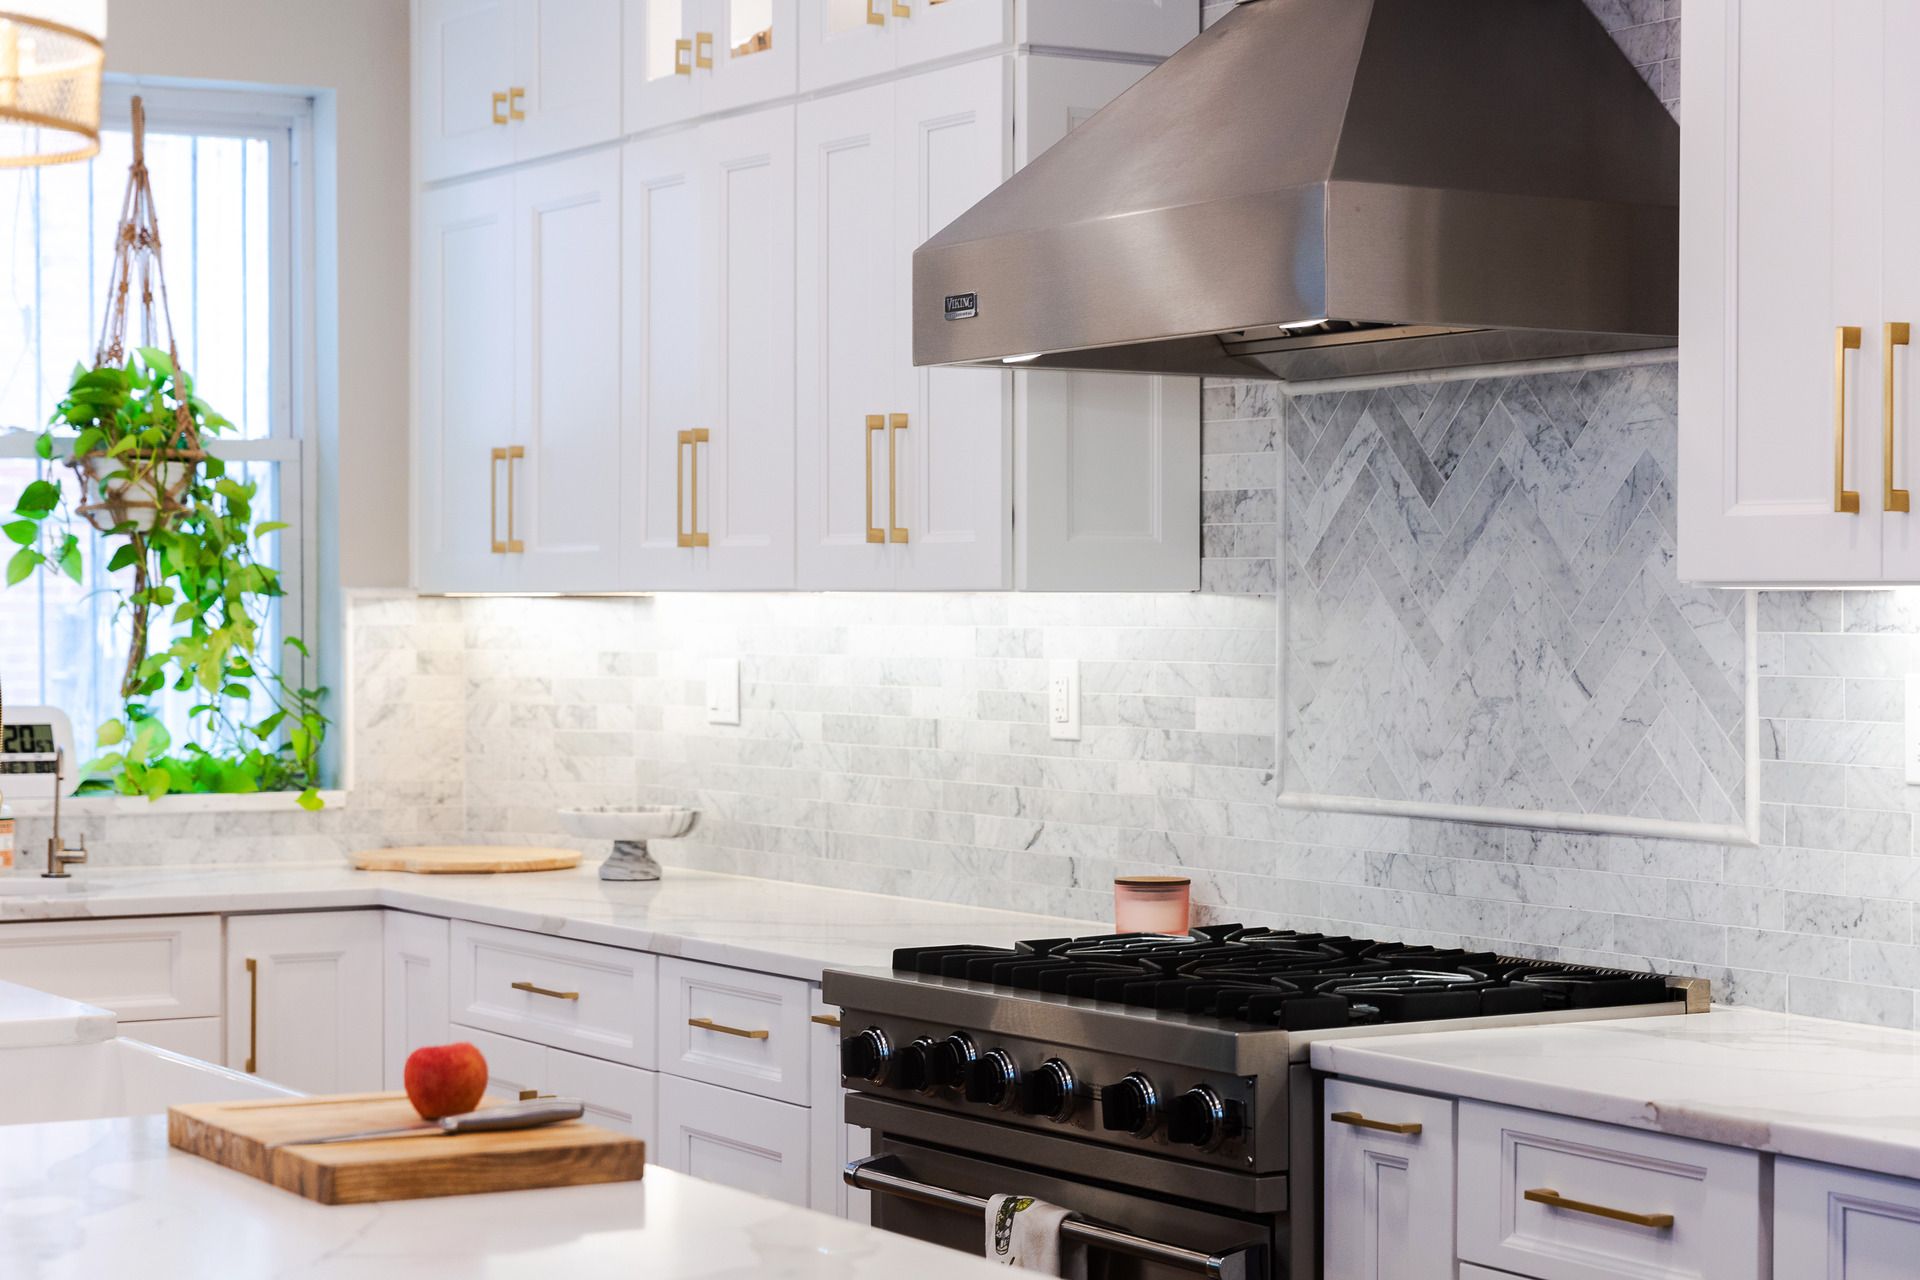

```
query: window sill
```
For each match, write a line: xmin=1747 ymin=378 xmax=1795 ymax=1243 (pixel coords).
xmin=3 ymin=790 xmax=346 ymax=818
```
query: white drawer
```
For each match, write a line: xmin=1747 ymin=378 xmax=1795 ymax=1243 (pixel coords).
xmin=657 ymin=1072 xmax=810 ymax=1207
xmin=1777 ymin=1158 xmax=1920 ymax=1278
xmin=460 ymin=1024 xmax=658 ymax=1146
xmin=657 ymin=957 xmax=811 ymax=1104
xmin=0 ymin=915 xmax=221 ymax=1020
xmin=450 ymin=920 xmax=656 ymax=1067
xmin=1459 ymin=1101 xmax=1763 ymax=1280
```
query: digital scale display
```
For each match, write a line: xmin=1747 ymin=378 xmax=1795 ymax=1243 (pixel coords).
xmin=0 ymin=724 xmax=56 ymax=774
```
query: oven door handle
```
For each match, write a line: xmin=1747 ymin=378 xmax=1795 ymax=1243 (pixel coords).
xmin=844 ymin=1154 xmax=1266 ymax=1280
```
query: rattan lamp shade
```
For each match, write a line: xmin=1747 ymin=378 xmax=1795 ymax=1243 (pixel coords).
xmin=0 ymin=1 xmax=105 ymax=167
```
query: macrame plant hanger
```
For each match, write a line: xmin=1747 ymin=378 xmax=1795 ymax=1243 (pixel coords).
xmin=83 ymin=94 xmax=205 ymax=696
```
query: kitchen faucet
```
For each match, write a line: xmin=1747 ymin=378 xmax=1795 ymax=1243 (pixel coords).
xmin=43 ymin=747 xmax=85 ymax=878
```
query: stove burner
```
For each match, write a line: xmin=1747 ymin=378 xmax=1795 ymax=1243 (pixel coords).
xmin=892 ymin=927 xmax=1678 ymax=1030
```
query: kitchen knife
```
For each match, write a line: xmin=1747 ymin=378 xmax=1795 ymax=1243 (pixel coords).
xmin=268 ymin=1098 xmax=586 ymax=1147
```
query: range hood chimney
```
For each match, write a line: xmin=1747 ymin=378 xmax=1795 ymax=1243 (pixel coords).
xmin=913 ymin=0 xmax=1678 ymax=382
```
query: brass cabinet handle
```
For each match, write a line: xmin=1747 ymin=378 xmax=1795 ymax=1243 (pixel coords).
xmin=1525 ymin=1187 xmax=1674 ymax=1230
xmin=888 ymin=412 xmax=909 ymax=543
xmin=866 ymin=0 xmax=886 ymax=23
xmin=244 ymin=957 xmax=258 ymax=1074
xmin=512 ymin=980 xmax=580 ymax=1000
xmin=491 ymin=446 xmax=525 ymax=553
xmin=810 ymin=1013 xmax=841 ymax=1027
xmin=1330 ymin=1110 xmax=1421 ymax=1135
xmin=517 ymin=1089 xmax=555 ymax=1101
xmin=677 ymin=428 xmax=710 ymax=547
xmin=509 ymin=86 xmax=525 ymax=120
xmin=492 ymin=91 xmax=508 ymax=124
xmin=690 ymin=1016 xmax=769 ymax=1040
xmin=1838 ymin=325 xmax=1863 ymax=513
xmin=1889 ymin=322 xmax=1911 ymax=513
xmin=695 ymin=31 xmax=713 ymax=67
xmin=675 ymin=37 xmax=693 ymax=74
xmin=893 ymin=1 xmax=909 ymax=13
xmin=866 ymin=415 xmax=886 ymax=543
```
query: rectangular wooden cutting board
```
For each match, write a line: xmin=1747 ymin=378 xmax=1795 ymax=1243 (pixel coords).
xmin=169 ymin=1091 xmax=645 ymax=1205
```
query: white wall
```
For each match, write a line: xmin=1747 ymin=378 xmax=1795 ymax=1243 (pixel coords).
xmin=104 ymin=0 xmax=410 ymax=590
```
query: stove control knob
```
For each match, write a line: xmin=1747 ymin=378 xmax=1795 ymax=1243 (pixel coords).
xmin=1166 ymin=1085 xmax=1240 ymax=1151
xmin=964 ymin=1048 xmax=1020 ymax=1110
xmin=896 ymin=1037 xmax=938 ymax=1094
xmin=840 ymin=1027 xmax=893 ymax=1084
xmin=928 ymin=1032 xmax=977 ymax=1091
xmin=1100 ymin=1073 xmax=1160 ymax=1138
xmin=1021 ymin=1058 xmax=1077 ymax=1123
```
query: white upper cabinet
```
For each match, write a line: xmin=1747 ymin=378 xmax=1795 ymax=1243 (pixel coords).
xmin=1679 ymin=1 xmax=1912 ymax=584
xmin=626 ymin=0 xmax=796 ymax=134
xmin=419 ymin=0 xmax=621 ymax=181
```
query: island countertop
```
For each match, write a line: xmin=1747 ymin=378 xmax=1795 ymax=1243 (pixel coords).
xmin=0 ymin=1114 xmax=1012 ymax=1278
xmin=1309 ymin=1006 xmax=1920 ymax=1182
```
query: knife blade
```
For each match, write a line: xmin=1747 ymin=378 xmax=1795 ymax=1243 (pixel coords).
xmin=268 ymin=1098 xmax=586 ymax=1148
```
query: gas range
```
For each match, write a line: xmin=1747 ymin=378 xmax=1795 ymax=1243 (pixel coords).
xmin=824 ymin=927 xmax=1709 ymax=1279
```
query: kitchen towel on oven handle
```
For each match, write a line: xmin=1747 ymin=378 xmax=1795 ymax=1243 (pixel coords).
xmin=986 ymin=1193 xmax=1087 ymax=1278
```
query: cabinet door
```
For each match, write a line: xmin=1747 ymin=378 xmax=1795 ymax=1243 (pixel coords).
xmin=893 ymin=0 xmax=1007 ymax=73
xmin=1323 ymin=1079 xmax=1455 ymax=1280
xmin=418 ymin=173 xmax=516 ymax=593
xmin=709 ymin=0 xmax=797 ymax=113
xmin=891 ymin=56 xmax=1011 ymax=590
xmin=1679 ymin=1 xmax=1885 ymax=584
xmin=807 ymin=990 xmax=870 ymax=1222
xmin=625 ymin=0 xmax=705 ymax=132
xmin=797 ymin=0 xmax=897 ymax=92
xmin=512 ymin=0 xmax=622 ymax=163
xmin=382 ymin=912 xmax=450 ymax=1090
xmin=1778 ymin=1158 xmax=1920 ymax=1279
xmin=510 ymin=150 xmax=624 ymax=591
xmin=417 ymin=0 xmax=516 ymax=181
xmin=657 ymin=1072 xmax=812 ymax=1205
xmin=0 ymin=915 xmax=220 ymax=1021
xmin=226 ymin=911 xmax=384 ymax=1095
xmin=796 ymin=81 xmax=900 ymax=589
xmin=657 ymin=956 xmax=810 ymax=1103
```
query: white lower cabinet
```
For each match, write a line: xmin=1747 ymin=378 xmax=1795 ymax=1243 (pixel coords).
xmin=657 ymin=956 xmax=811 ymax=1104
xmin=225 ymin=911 xmax=385 ymax=1095
xmin=0 ymin=914 xmax=221 ymax=1022
xmin=656 ymin=1071 xmax=811 ymax=1206
xmin=459 ymin=1024 xmax=659 ymax=1144
xmin=1323 ymin=1079 xmax=1455 ymax=1280
xmin=808 ymin=988 xmax=868 ymax=1221
xmin=382 ymin=911 xmax=451 ymax=1089
xmin=449 ymin=919 xmax=658 ymax=1068
xmin=1777 ymin=1158 xmax=1920 ymax=1279
xmin=1457 ymin=1101 xmax=1763 ymax=1280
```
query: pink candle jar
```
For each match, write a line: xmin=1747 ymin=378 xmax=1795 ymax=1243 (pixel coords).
xmin=1114 ymin=876 xmax=1192 ymax=936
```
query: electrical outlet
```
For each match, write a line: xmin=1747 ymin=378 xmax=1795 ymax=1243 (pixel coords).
xmin=1048 ymin=659 xmax=1081 ymax=741
xmin=1907 ymin=674 xmax=1920 ymax=784
xmin=706 ymin=658 xmax=740 ymax=726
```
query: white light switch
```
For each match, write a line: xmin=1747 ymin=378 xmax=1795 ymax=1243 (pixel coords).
xmin=1907 ymin=674 xmax=1920 ymax=784
xmin=1048 ymin=659 xmax=1081 ymax=741
xmin=707 ymin=658 xmax=740 ymax=726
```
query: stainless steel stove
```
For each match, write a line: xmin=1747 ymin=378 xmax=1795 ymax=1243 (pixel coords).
xmin=824 ymin=927 xmax=1710 ymax=1279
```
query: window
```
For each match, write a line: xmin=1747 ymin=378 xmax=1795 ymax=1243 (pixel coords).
xmin=0 ymin=81 xmax=315 ymax=762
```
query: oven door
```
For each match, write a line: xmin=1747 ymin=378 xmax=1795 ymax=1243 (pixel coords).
xmin=851 ymin=1137 xmax=1274 ymax=1280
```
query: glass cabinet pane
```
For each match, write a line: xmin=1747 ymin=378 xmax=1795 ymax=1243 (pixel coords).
xmin=731 ymin=0 xmax=773 ymax=55
xmin=826 ymin=0 xmax=867 ymax=36
xmin=645 ymin=0 xmax=683 ymax=80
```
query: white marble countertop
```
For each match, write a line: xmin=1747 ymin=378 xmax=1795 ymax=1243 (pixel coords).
xmin=1310 ymin=1007 xmax=1920 ymax=1181
xmin=0 ymin=980 xmax=115 ymax=1050
xmin=0 ymin=862 xmax=1090 ymax=981
xmin=0 ymin=1115 xmax=1012 ymax=1278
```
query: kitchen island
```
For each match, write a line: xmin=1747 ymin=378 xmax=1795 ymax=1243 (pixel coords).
xmin=0 ymin=1114 xmax=1010 ymax=1278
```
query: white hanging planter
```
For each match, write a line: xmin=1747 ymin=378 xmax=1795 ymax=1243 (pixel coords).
xmin=75 ymin=454 xmax=192 ymax=534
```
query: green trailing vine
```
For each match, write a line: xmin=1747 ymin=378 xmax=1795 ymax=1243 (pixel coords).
xmin=6 ymin=348 xmax=327 ymax=809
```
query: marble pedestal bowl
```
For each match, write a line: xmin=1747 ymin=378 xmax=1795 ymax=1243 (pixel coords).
xmin=557 ymin=806 xmax=698 ymax=881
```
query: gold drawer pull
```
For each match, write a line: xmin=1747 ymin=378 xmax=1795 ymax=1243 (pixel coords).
xmin=1525 ymin=1187 xmax=1674 ymax=1229
xmin=1889 ymin=322 xmax=1911 ymax=513
xmin=517 ymin=1089 xmax=556 ymax=1101
xmin=1331 ymin=1111 xmax=1421 ymax=1135
xmin=1837 ymin=325 xmax=1863 ymax=513
xmin=810 ymin=1013 xmax=841 ymax=1027
xmin=512 ymin=981 xmax=579 ymax=1000
xmin=690 ymin=1016 xmax=769 ymax=1040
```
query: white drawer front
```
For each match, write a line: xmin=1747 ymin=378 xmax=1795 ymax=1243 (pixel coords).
xmin=450 ymin=920 xmax=656 ymax=1067
xmin=657 ymin=957 xmax=810 ymax=1104
xmin=1777 ymin=1158 xmax=1920 ymax=1279
xmin=1324 ymin=1079 xmax=1455 ymax=1280
xmin=657 ymin=1072 xmax=810 ymax=1207
xmin=0 ymin=915 xmax=220 ymax=1020
xmin=1459 ymin=1101 xmax=1763 ymax=1280
xmin=460 ymin=1024 xmax=658 ymax=1146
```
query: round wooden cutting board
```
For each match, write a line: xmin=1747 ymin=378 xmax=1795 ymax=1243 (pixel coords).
xmin=349 ymin=846 xmax=582 ymax=874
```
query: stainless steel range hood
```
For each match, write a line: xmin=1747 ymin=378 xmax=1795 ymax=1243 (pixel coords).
xmin=912 ymin=0 xmax=1679 ymax=382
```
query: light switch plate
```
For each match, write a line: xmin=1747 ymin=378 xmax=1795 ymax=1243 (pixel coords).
xmin=707 ymin=658 xmax=740 ymax=726
xmin=1907 ymin=675 xmax=1920 ymax=784
xmin=1048 ymin=659 xmax=1081 ymax=741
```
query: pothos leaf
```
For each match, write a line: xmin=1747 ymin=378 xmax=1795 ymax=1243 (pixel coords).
xmin=296 ymin=787 xmax=324 ymax=812
xmin=56 ymin=536 xmax=81 ymax=583
xmin=33 ymin=432 xmax=51 ymax=460
xmin=6 ymin=547 xmax=42 ymax=586
xmin=2 ymin=521 xmax=36 ymax=546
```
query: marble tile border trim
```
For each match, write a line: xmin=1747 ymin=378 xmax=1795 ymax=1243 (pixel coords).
xmin=1276 ymin=494 xmax=1764 ymax=848
xmin=1275 ymin=347 xmax=1682 ymax=398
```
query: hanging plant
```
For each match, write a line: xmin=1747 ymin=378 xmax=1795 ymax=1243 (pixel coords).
xmin=4 ymin=97 xmax=327 ymax=809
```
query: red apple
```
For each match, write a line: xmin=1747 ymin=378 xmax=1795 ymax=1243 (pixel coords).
xmin=404 ymin=1041 xmax=489 ymax=1120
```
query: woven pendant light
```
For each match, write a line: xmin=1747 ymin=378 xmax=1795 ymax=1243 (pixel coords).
xmin=0 ymin=0 xmax=106 ymax=167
